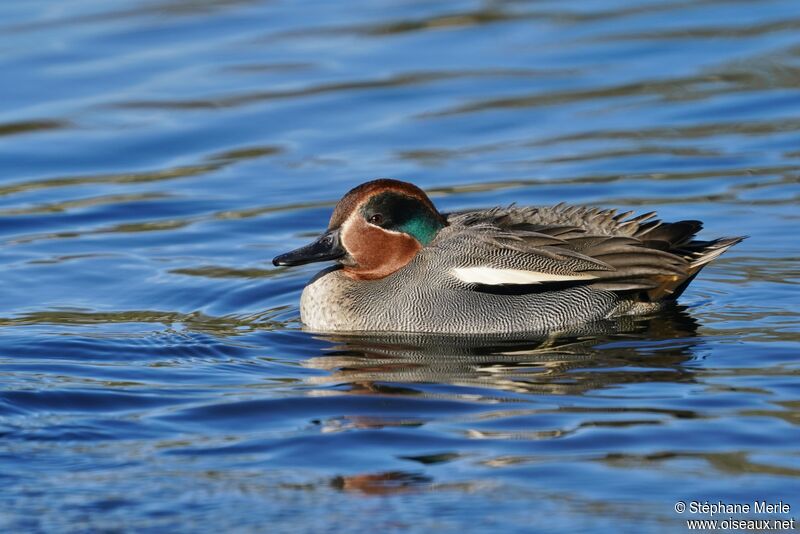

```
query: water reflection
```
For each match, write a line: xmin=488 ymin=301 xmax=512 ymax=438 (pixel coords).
xmin=331 ymin=471 xmax=433 ymax=495
xmin=0 ymin=119 xmax=71 ymax=137
xmin=113 ymin=69 xmax=564 ymax=111
xmin=0 ymin=309 xmax=287 ymax=336
xmin=305 ymin=306 xmax=700 ymax=397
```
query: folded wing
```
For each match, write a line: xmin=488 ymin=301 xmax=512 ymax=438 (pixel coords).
xmin=438 ymin=206 xmax=742 ymax=299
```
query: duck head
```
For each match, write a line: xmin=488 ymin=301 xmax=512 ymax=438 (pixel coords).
xmin=273 ymin=179 xmax=447 ymax=280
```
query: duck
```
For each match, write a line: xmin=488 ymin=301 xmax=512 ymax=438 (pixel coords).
xmin=273 ymin=179 xmax=743 ymax=334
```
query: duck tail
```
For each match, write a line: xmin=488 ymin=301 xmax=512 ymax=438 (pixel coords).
xmin=665 ymin=235 xmax=746 ymax=300
xmin=687 ymin=236 xmax=747 ymax=270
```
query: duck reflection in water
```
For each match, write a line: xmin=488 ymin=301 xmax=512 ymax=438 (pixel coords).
xmin=330 ymin=471 xmax=435 ymax=495
xmin=304 ymin=305 xmax=701 ymax=399
xmin=312 ymin=306 xmax=700 ymax=495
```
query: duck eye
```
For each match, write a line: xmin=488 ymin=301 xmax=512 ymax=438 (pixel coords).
xmin=368 ymin=213 xmax=384 ymax=225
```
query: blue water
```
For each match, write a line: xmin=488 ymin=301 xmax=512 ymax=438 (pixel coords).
xmin=1 ymin=0 xmax=799 ymax=532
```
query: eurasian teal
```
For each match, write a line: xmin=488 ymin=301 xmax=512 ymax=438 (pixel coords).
xmin=273 ymin=179 xmax=743 ymax=334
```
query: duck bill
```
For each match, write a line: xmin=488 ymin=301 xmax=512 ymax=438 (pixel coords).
xmin=272 ymin=228 xmax=345 ymax=267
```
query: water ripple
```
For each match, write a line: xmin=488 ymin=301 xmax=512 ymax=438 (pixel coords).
xmin=1 ymin=0 xmax=799 ymax=531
